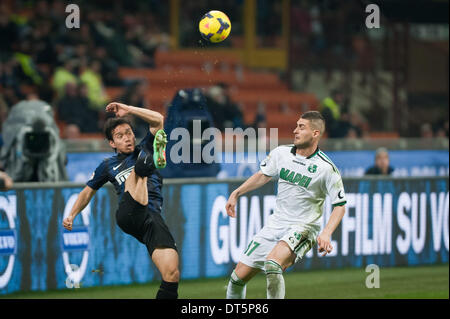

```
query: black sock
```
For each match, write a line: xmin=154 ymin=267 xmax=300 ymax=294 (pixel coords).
xmin=156 ymin=280 xmax=179 ymax=299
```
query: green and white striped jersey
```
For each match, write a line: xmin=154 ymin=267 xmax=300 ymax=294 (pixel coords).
xmin=260 ymin=145 xmax=347 ymax=230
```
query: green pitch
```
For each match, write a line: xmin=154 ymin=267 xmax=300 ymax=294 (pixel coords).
xmin=1 ymin=264 xmax=448 ymax=299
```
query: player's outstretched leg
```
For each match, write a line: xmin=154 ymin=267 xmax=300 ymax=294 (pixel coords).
xmin=264 ymin=260 xmax=285 ymax=299
xmin=134 ymin=129 xmax=167 ymax=176
xmin=153 ymin=129 xmax=167 ymax=169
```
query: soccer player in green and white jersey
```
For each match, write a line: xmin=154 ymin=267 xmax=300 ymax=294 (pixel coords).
xmin=225 ymin=111 xmax=347 ymax=299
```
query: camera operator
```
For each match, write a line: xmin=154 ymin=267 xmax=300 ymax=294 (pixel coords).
xmin=0 ymin=100 xmax=68 ymax=182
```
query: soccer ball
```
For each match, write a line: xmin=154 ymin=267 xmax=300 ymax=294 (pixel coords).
xmin=199 ymin=10 xmax=231 ymax=43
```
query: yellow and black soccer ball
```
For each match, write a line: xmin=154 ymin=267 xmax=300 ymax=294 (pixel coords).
xmin=199 ymin=10 xmax=231 ymax=43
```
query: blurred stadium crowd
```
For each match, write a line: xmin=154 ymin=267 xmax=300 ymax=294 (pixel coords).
xmin=0 ymin=0 xmax=448 ymax=143
xmin=0 ymin=0 xmax=171 ymax=138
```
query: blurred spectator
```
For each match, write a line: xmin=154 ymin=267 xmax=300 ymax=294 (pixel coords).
xmin=205 ymin=83 xmax=244 ymax=131
xmin=124 ymin=14 xmax=156 ymax=68
xmin=120 ymin=80 xmax=147 ymax=108
xmin=365 ymin=147 xmax=394 ymax=175
xmin=345 ymin=127 xmax=359 ymax=139
xmin=420 ymin=123 xmax=434 ymax=138
xmin=339 ymin=112 xmax=366 ymax=138
xmin=63 ymin=124 xmax=81 ymax=139
xmin=436 ymin=128 xmax=447 ymax=138
xmin=52 ymin=59 xmax=78 ymax=99
xmin=0 ymin=0 xmax=167 ymax=112
xmin=205 ymin=85 xmax=227 ymax=131
xmin=279 ymin=101 xmax=295 ymax=116
xmin=435 ymin=120 xmax=449 ymax=138
xmin=57 ymin=82 xmax=100 ymax=133
xmin=79 ymin=59 xmax=108 ymax=110
xmin=88 ymin=11 xmax=133 ymax=66
xmin=12 ymin=37 xmax=43 ymax=86
xmin=26 ymin=92 xmax=40 ymax=101
xmin=320 ymin=88 xmax=366 ymax=138
xmin=78 ymin=82 xmax=101 ymax=132
xmin=352 ymin=34 xmax=375 ymax=87
xmin=57 ymin=82 xmax=79 ymax=123
xmin=0 ymin=58 xmax=23 ymax=106
xmin=320 ymin=88 xmax=345 ymax=137
xmin=93 ymin=46 xmax=123 ymax=86
xmin=220 ymin=83 xmax=244 ymax=129
xmin=253 ymin=101 xmax=267 ymax=129
xmin=0 ymin=5 xmax=17 ymax=53
xmin=31 ymin=19 xmax=57 ymax=65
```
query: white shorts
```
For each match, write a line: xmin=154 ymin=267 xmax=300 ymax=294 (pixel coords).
xmin=239 ymin=223 xmax=318 ymax=270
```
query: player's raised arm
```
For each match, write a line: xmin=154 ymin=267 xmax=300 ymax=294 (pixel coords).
xmin=62 ymin=185 xmax=96 ymax=231
xmin=226 ymin=171 xmax=272 ymax=218
xmin=106 ymin=102 xmax=164 ymax=133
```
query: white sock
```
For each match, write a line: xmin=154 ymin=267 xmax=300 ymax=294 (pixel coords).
xmin=265 ymin=260 xmax=285 ymax=299
xmin=226 ymin=270 xmax=247 ymax=299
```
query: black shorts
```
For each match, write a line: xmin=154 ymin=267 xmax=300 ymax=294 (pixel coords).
xmin=116 ymin=191 xmax=177 ymax=256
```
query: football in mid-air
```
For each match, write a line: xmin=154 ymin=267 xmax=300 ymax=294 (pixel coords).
xmin=199 ymin=10 xmax=231 ymax=43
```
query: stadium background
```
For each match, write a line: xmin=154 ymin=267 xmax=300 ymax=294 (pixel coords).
xmin=0 ymin=0 xmax=448 ymax=298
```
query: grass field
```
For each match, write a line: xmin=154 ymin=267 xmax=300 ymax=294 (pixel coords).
xmin=1 ymin=264 xmax=448 ymax=299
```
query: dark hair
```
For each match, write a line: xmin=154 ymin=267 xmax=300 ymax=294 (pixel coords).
xmin=301 ymin=110 xmax=325 ymax=121
xmin=301 ymin=111 xmax=326 ymax=135
xmin=103 ymin=117 xmax=134 ymax=141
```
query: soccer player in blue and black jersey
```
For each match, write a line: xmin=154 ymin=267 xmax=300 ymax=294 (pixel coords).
xmin=62 ymin=102 xmax=179 ymax=299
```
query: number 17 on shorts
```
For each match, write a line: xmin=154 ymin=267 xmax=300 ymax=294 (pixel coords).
xmin=244 ymin=240 xmax=260 ymax=256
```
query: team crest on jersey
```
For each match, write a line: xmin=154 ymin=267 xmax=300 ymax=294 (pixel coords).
xmin=261 ymin=155 xmax=270 ymax=167
xmin=308 ymin=164 xmax=317 ymax=173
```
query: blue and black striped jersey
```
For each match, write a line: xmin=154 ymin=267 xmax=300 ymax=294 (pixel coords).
xmin=87 ymin=130 xmax=163 ymax=214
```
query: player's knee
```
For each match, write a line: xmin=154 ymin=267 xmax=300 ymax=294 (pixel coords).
xmin=162 ymin=267 xmax=180 ymax=282
xmin=264 ymin=260 xmax=283 ymax=276
xmin=229 ymin=269 xmax=246 ymax=287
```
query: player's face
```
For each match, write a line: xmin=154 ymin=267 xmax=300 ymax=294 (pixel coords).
xmin=109 ymin=124 xmax=135 ymax=154
xmin=293 ymin=118 xmax=315 ymax=149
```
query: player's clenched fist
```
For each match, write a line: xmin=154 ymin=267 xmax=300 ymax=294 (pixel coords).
xmin=62 ymin=216 xmax=74 ymax=231
xmin=106 ymin=102 xmax=131 ymax=117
